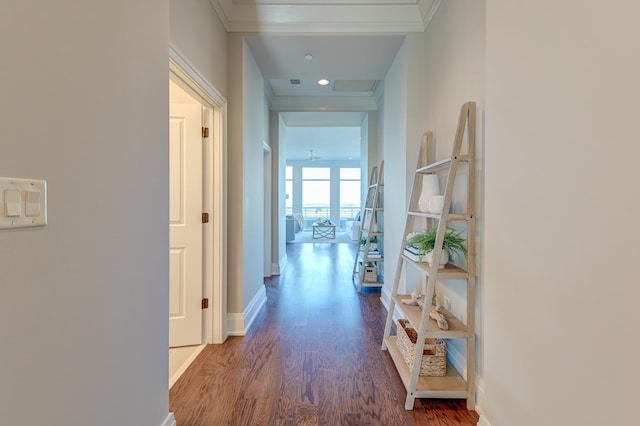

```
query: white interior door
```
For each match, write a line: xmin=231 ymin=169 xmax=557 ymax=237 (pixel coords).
xmin=169 ymin=103 xmax=203 ymax=347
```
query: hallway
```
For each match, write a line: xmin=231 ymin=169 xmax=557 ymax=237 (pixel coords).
xmin=169 ymin=243 xmax=478 ymax=425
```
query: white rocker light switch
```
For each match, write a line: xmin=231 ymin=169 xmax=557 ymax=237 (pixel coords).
xmin=25 ymin=189 xmax=41 ymax=217
xmin=5 ymin=189 xmax=22 ymax=217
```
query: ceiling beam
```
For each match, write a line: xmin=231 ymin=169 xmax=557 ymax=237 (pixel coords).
xmin=269 ymin=96 xmax=378 ymax=112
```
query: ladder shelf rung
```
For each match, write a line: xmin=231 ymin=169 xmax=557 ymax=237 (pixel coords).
xmin=362 ymin=231 xmax=384 ymax=236
xmin=360 ymin=282 xmax=384 ymax=288
xmin=407 ymin=211 xmax=469 ymax=221
xmin=384 ymin=337 xmax=470 ymax=397
xmin=356 ymin=251 xmax=383 ymax=261
xmin=416 ymin=155 xmax=469 ymax=174
xmin=391 ymin=295 xmax=471 ymax=339
xmin=401 ymin=254 xmax=469 ymax=279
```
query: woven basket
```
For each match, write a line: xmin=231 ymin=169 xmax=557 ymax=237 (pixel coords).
xmin=396 ymin=319 xmax=446 ymax=376
xmin=363 ymin=263 xmax=378 ymax=282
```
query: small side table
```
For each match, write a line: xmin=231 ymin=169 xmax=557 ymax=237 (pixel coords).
xmin=312 ymin=222 xmax=336 ymax=239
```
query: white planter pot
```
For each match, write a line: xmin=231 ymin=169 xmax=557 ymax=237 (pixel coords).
xmin=425 ymin=250 xmax=449 ymax=267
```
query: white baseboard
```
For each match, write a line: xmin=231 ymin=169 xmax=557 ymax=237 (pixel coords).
xmin=380 ymin=286 xmax=392 ymax=311
xmin=279 ymin=253 xmax=288 ymax=274
xmin=244 ymin=285 xmax=267 ymax=332
xmin=226 ymin=285 xmax=267 ymax=336
xmin=446 ymin=342 xmax=467 ymax=377
xmin=226 ymin=313 xmax=244 ymax=336
xmin=161 ymin=413 xmax=176 ymax=426
xmin=169 ymin=343 xmax=207 ymax=389
xmin=475 ymin=378 xmax=486 ymax=424
xmin=477 ymin=413 xmax=491 ymax=426
xmin=446 ymin=338 xmax=486 ymax=424
xmin=269 ymin=254 xmax=288 ymax=276
xmin=380 ymin=287 xmax=403 ymax=323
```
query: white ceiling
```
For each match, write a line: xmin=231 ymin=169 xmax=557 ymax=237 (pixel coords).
xmin=285 ymin=127 xmax=361 ymax=161
xmin=245 ymin=35 xmax=405 ymax=98
xmin=210 ymin=0 xmax=440 ymax=160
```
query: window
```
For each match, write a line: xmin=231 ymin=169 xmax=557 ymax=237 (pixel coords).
xmin=302 ymin=167 xmax=330 ymax=222
xmin=340 ymin=168 xmax=361 ymax=224
xmin=286 ymin=164 xmax=362 ymax=230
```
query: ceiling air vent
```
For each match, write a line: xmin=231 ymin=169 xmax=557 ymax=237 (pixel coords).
xmin=289 ymin=79 xmax=301 ymax=85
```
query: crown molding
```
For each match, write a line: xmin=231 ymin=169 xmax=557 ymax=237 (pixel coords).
xmin=233 ymin=0 xmax=418 ymax=4
xmin=209 ymin=0 xmax=434 ymax=33
xmin=421 ymin=0 xmax=441 ymax=30
xmin=270 ymin=95 xmax=378 ymax=112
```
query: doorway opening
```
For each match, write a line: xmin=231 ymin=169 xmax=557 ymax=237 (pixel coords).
xmin=168 ymin=45 xmax=227 ymax=387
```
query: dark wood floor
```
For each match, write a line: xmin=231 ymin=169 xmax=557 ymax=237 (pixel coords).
xmin=170 ymin=243 xmax=479 ymax=425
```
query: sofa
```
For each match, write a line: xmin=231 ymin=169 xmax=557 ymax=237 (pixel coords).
xmin=286 ymin=214 xmax=306 ymax=242
xmin=345 ymin=218 xmax=360 ymax=241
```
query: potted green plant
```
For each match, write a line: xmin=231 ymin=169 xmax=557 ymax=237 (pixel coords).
xmin=405 ymin=227 xmax=466 ymax=266
xmin=359 ymin=235 xmax=379 ymax=246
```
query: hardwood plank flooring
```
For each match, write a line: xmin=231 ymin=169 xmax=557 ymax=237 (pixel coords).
xmin=170 ymin=243 xmax=479 ymax=425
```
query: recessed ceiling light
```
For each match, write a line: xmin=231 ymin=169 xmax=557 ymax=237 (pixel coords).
xmin=318 ymin=79 xmax=330 ymax=86
xmin=304 ymin=54 xmax=313 ymax=61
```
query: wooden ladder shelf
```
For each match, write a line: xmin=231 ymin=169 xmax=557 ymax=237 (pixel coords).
xmin=352 ymin=161 xmax=384 ymax=292
xmin=382 ymin=102 xmax=476 ymax=410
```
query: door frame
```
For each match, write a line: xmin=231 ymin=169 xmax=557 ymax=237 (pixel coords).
xmin=170 ymin=43 xmax=227 ymax=344
xmin=263 ymin=141 xmax=272 ymax=277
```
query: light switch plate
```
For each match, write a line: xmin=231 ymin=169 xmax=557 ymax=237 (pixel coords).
xmin=0 ymin=177 xmax=47 ymax=229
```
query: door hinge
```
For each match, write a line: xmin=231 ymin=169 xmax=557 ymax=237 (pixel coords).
xmin=202 ymin=127 xmax=209 ymax=138
xmin=202 ymin=298 xmax=209 ymax=309
xmin=202 ymin=212 xmax=209 ymax=223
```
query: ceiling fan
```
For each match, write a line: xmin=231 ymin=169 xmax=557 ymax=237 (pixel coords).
xmin=308 ymin=149 xmax=323 ymax=161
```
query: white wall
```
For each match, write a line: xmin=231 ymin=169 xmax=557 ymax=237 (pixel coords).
xmin=170 ymin=0 xmax=228 ymax=97
xmin=422 ymin=0 xmax=486 ymax=411
xmin=382 ymin=41 xmax=407 ymax=294
xmin=227 ymin=34 xmax=244 ymax=314
xmin=382 ymin=34 xmax=425 ymax=296
xmin=0 ymin=2 xmax=170 ymax=425
xmin=242 ymin=39 xmax=267 ymax=309
xmin=227 ymin=35 xmax=267 ymax=315
xmin=270 ymin=111 xmax=288 ymax=272
xmin=360 ymin=114 xmax=370 ymax=219
xmin=367 ymin=112 xmax=382 ymax=172
xmin=484 ymin=1 xmax=640 ymax=425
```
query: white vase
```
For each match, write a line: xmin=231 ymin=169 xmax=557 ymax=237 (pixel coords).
xmin=428 ymin=195 xmax=445 ymax=214
xmin=418 ymin=175 xmax=440 ymax=212
xmin=425 ymin=250 xmax=449 ymax=267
